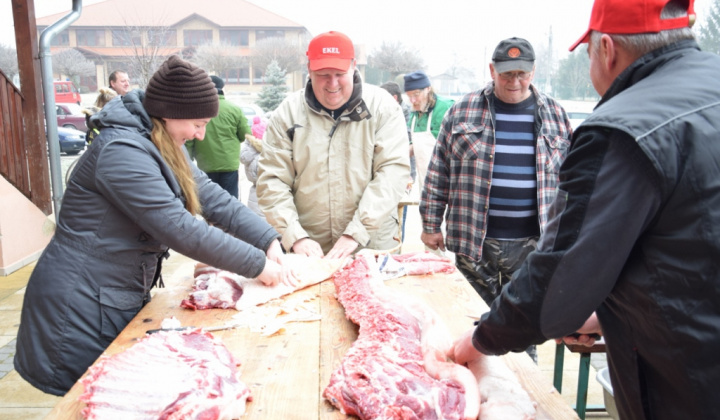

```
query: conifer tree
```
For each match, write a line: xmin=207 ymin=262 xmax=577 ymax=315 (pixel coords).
xmin=698 ymin=0 xmax=720 ymax=55
xmin=256 ymin=60 xmax=288 ymax=112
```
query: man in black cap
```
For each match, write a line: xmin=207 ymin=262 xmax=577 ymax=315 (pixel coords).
xmin=403 ymin=70 xmax=454 ymax=195
xmin=420 ymin=37 xmax=573 ymax=363
xmin=186 ymin=75 xmax=250 ymax=198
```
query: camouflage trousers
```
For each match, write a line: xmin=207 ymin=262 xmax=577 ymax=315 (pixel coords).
xmin=456 ymin=236 xmax=539 ymax=363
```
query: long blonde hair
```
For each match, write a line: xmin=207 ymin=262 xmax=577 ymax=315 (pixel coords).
xmin=150 ymin=117 xmax=201 ymax=215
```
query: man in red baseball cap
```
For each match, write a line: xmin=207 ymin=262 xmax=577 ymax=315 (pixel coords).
xmin=452 ymin=1 xmax=720 ymax=419
xmin=257 ymin=31 xmax=410 ymax=260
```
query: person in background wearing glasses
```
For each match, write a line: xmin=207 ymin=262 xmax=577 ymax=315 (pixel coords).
xmin=403 ymin=70 xmax=455 ymax=196
xmin=421 ymin=37 xmax=572 ymax=363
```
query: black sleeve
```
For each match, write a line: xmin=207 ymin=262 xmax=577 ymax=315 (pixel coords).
xmin=472 ymin=127 xmax=662 ymax=355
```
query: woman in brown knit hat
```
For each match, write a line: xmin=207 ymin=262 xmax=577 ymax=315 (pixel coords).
xmin=14 ymin=55 xmax=297 ymax=397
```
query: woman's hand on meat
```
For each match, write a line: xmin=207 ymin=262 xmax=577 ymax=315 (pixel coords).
xmin=449 ymin=328 xmax=485 ymax=366
xmin=325 ymin=235 xmax=358 ymax=260
xmin=265 ymin=239 xmax=285 ymax=264
xmin=256 ymin=258 xmax=298 ymax=287
xmin=292 ymin=238 xmax=325 ymax=258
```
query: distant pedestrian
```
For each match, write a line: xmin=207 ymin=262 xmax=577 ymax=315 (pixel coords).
xmin=241 ymin=115 xmax=268 ymax=218
xmin=186 ymin=75 xmax=250 ymax=198
xmin=108 ymin=70 xmax=130 ymax=96
xmin=83 ymin=87 xmax=117 ymax=144
xmin=381 ymin=81 xmax=415 ymax=186
xmin=403 ymin=70 xmax=454 ymax=195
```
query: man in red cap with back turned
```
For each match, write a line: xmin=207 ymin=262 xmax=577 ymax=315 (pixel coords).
xmin=451 ymin=1 xmax=720 ymax=419
xmin=257 ymin=31 xmax=410 ymax=259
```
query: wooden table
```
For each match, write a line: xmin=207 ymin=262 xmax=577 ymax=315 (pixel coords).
xmin=48 ymin=262 xmax=578 ymax=419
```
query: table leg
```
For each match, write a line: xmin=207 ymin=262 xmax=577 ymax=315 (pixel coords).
xmin=553 ymin=343 xmax=564 ymax=393
xmin=575 ymin=352 xmax=592 ymax=420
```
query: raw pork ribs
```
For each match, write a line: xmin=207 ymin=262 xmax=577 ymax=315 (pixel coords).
xmin=79 ymin=329 xmax=251 ymax=419
xmin=324 ymin=255 xmax=479 ymax=419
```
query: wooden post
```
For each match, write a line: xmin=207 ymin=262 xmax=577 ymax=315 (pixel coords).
xmin=12 ymin=0 xmax=52 ymax=215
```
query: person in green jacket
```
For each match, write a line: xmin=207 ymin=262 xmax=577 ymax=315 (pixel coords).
xmin=403 ymin=71 xmax=454 ymax=195
xmin=186 ymin=75 xmax=250 ymax=198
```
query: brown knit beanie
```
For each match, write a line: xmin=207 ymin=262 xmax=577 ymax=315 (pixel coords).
xmin=143 ymin=55 xmax=219 ymax=119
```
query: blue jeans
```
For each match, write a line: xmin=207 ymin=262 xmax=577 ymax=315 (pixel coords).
xmin=206 ymin=171 xmax=239 ymax=198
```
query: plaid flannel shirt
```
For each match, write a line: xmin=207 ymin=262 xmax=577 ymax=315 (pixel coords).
xmin=420 ymin=83 xmax=573 ymax=261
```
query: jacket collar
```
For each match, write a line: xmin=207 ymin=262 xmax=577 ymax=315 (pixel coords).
xmin=94 ymin=89 xmax=153 ymax=138
xmin=304 ymin=70 xmax=371 ymax=121
xmin=598 ymin=39 xmax=699 ymax=107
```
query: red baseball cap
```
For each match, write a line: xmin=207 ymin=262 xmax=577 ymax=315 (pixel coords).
xmin=569 ymin=0 xmax=696 ymax=51
xmin=306 ymin=31 xmax=355 ymax=71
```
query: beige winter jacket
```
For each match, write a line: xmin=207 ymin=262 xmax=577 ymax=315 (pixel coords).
xmin=257 ymin=71 xmax=410 ymax=254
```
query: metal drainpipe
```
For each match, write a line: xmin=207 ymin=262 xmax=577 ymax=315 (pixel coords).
xmin=38 ymin=0 xmax=82 ymax=223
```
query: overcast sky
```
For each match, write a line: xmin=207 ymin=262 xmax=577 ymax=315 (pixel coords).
xmin=1 ymin=0 xmax=711 ymax=77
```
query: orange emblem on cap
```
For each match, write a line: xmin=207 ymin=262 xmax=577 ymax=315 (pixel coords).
xmin=508 ymin=47 xmax=521 ymax=58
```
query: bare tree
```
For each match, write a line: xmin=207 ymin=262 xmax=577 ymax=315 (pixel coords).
xmin=251 ymin=37 xmax=306 ymax=74
xmin=0 ymin=44 xmax=19 ymax=80
xmin=192 ymin=42 xmax=246 ymax=75
xmin=369 ymin=41 xmax=425 ymax=79
xmin=118 ymin=16 xmax=176 ymax=88
xmin=52 ymin=48 xmax=95 ymax=85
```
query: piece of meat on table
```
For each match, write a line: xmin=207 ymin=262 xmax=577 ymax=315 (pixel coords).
xmin=79 ymin=329 xmax=251 ymax=419
xmin=323 ymin=255 xmax=480 ymax=420
xmin=180 ymin=255 xmax=345 ymax=310
xmin=389 ymin=251 xmax=456 ymax=275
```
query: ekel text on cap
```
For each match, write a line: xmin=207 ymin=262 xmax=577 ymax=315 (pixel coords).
xmin=492 ymin=37 xmax=535 ymax=74
xmin=306 ymin=31 xmax=355 ymax=71
xmin=569 ymin=0 xmax=696 ymax=51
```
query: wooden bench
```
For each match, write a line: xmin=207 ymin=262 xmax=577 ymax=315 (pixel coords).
xmin=553 ymin=339 xmax=607 ymax=420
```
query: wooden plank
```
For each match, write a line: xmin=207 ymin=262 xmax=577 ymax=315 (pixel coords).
xmin=12 ymin=0 xmax=52 ymax=214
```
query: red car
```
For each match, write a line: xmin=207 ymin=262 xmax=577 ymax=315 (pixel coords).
xmin=56 ymin=103 xmax=88 ymax=132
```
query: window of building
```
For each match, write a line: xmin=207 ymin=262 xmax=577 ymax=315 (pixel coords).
xmin=255 ymin=30 xmax=284 ymax=42
xmin=76 ymin=29 xmax=106 ymax=47
xmin=148 ymin=29 xmax=177 ymax=46
xmin=112 ymin=30 xmax=140 ymax=46
xmin=183 ymin=30 xmax=213 ymax=47
xmin=223 ymin=67 xmax=250 ymax=84
xmin=220 ymin=30 xmax=249 ymax=46
xmin=253 ymin=67 xmax=264 ymax=84
xmin=51 ymin=30 xmax=70 ymax=46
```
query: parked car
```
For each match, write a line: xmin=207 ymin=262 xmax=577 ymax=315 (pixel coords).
xmin=57 ymin=126 xmax=86 ymax=155
xmin=56 ymin=103 xmax=88 ymax=132
xmin=54 ymin=81 xmax=82 ymax=105
xmin=559 ymin=100 xmax=597 ymax=131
